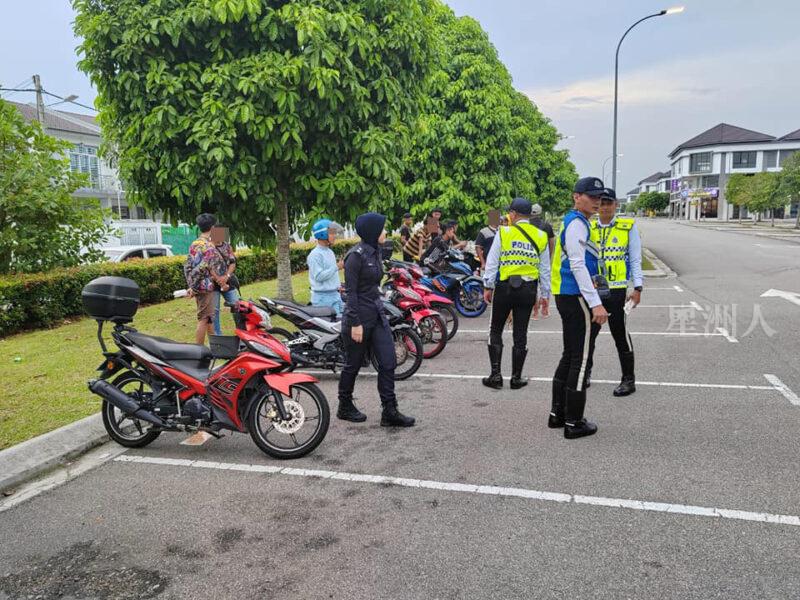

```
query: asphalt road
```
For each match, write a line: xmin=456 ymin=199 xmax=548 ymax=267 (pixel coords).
xmin=2 ymin=219 xmax=799 ymax=599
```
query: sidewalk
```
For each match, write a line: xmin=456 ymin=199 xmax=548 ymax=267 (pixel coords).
xmin=675 ymin=219 xmax=800 ymax=243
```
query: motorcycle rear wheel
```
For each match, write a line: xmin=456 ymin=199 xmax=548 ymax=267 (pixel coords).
xmin=417 ymin=314 xmax=448 ymax=359
xmin=372 ymin=328 xmax=423 ymax=380
xmin=431 ymin=303 xmax=459 ymax=340
xmin=100 ymin=371 xmax=161 ymax=448
xmin=248 ymin=382 xmax=330 ymax=459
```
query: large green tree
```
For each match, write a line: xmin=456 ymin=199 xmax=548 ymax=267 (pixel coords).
xmin=0 ymin=100 xmax=112 ymax=274
xmin=74 ymin=0 xmax=434 ymax=299
xmin=777 ymin=151 xmax=800 ymax=228
xmin=635 ymin=191 xmax=670 ymax=214
xmin=725 ymin=173 xmax=750 ymax=223
xmin=392 ymin=4 xmax=575 ymax=234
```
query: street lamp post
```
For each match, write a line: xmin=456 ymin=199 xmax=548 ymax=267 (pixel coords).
xmin=612 ymin=6 xmax=684 ymax=191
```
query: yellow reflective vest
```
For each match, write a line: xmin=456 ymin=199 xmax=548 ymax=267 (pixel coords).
xmin=498 ymin=223 xmax=548 ymax=281
xmin=590 ymin=217 xmax=634 ymax=289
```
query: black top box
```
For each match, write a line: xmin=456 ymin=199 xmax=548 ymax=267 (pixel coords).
xmin=82 ymin=276 xmax=140 ymax=323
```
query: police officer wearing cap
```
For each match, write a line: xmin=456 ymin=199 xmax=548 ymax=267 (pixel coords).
xmin=584 ymin=188 xmax=643 ymax=396
xmin=550 ymin=177 xmax=609 ymax=439
xmin=481 ymin=198 xmax=551 ymax=390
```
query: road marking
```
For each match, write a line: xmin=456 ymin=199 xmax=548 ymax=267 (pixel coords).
xmin=0 ymin=444 xmax=127 ymax=514
xmin=459 ymin=329 xmax=727 ymax=338
xmin=113 ymin=455 xmax=800 ymax=528
xmin=715 ymin=327 xmax=739 ymax=343
xmin=689 ymin=301 xmax=706 ymax=313
xmin=764 ymin=374 xmax=800 ymax=406
xmin=755 ymin=244 xmax=800 ymax=248
xmin=761 ymin=289 xmax=800 ymax=308
xmin=673 ymin=285 xmax=684 ymax=292
xmin=647 ymin=287 xmax=685 ymax=290
xmin=349 ymin=371 xmax=776 ymax=392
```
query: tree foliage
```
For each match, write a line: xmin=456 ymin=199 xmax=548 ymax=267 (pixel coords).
xmin=74 ymin=0 xmax=434 ymax=298
xmin=0 ymin=100 xmax=112 ymax=274
xmin=777 ymin=151 xmax=800 ymax=227
xmin=390 ymin=4 xmax=576 ymax=233
xmin=634 ymin=191 xmax=670 ymax=214
xmin=725 ymin=172 xmax=782 ymax=219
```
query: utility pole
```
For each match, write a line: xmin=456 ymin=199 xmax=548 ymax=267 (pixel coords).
xmin=32 ymin=74 xmax=45 ymax=124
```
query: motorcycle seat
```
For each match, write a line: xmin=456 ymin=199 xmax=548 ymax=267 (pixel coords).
xmin=126 ymin=332 xmax=213 ymax=362
xmin=277 ymin=300 xmax=338 ymax=319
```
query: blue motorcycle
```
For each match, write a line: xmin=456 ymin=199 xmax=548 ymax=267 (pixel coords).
xmin=421 ymin=249 xmax=487 ymax=318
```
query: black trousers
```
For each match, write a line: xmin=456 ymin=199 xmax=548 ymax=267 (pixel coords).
xmin=488 ymin=280 xmax=538 ymax=349
xmin=585 ymin=288 xmax=633 ymax=377
xmin=338 ymin=320 xmax=397 ymax=405
xmin=554 ymin=295 xmax=601 ymax=392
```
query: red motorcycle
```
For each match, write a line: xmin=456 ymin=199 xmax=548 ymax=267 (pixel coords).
xmin=83 ymin=276 xmax=329 ymax=460
xmin=383 ymin=270 xmax=448 ymax=359
xmin=383 ymin=264 xmax=459 ymax=341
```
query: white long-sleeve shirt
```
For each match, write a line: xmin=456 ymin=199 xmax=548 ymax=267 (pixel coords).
xmin=596 ymin=218 xmax=643 ymax=288
xmin=483 ymin=220 xmax=551 ymax=298
xmin=563 ymin=218 xmax=602 ymax=308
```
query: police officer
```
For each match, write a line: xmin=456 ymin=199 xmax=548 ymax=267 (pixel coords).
xmin=481 ymin=198 xmax=551 ymax=390
xmin=550 ymin=177 xmax=609 ymax=439
xmin=584 ymin=188 xmax=643 ymax=396
xmin=337 ymin=212 xmax=415 ymax=427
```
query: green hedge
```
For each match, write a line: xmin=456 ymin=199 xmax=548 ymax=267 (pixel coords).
xmin=0 ymin=239 xmax=368 ymax=337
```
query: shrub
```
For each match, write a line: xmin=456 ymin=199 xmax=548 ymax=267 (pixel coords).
xmin=0 ymin=238 xmax=367 ymax=337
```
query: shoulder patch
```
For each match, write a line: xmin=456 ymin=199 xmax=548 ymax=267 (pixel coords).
xmin=615 ymin=219 xmax=634 ymax=231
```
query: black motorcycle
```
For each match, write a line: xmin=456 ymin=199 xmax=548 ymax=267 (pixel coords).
xmin=258 ymin=297 xmax=424 ymax=381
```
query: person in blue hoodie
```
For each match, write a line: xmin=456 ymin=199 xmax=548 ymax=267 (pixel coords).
xmin=337 ymin=212 xmax=415 ymax=428
xmin=308 ymin=219 xmax=344 ymax=316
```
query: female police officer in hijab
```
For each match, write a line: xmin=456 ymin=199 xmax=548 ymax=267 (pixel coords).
xmin=337 ymin=212 xmax=415 ymax=428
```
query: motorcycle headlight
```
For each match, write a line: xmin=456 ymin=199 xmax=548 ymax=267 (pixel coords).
xmin=248 ymin=340 xmax=281 ymax=360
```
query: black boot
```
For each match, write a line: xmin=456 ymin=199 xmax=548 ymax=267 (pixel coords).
xmin=564 ymin=387 xmax=597 ymax=439
xmin=380 ymin=402 xmax=415 ymax=427
xmin=549 ymin=378 xmax=566 ymax=428
xmin=510 ymin=347 xmax=528 ymax=390
xmin=613 ymin=352 xmax=636 ymax=397
xmin=337 ymin=397 xmax=367 ymax=422
xmin=481 ymin=344 xmax=503 ymax=389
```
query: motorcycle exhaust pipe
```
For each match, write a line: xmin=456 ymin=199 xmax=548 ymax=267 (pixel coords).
xmin=89 ymin=379 xmax=167 ymax=427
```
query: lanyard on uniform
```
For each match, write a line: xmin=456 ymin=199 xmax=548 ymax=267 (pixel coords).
xmin=598 ymin=223 xmax=613 ymax=277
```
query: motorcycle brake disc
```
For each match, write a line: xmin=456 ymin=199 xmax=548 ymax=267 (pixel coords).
xmin=272 ymin=399 xmax=306 ymax=435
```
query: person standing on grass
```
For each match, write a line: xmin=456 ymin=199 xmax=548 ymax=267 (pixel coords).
xmin=308 ymin=218 xmax=345 ymax=316
xmin=184 ymin=213 xmax=225 ymax=345
xmin=400 ymin=213 xmax=414 ymax=262
xmin=212 ymin=225 xmax=240 ymax=335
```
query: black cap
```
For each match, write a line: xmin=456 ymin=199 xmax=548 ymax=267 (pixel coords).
xmin=508 ymin=197 xmax=532 ymax=215
xmin=601 ymin=188 xmax=618 ymax=200
xmin=574 ymin=177 xmax=606 ymax=196
xmin=403 ymin=212 xmax=412 ymax=219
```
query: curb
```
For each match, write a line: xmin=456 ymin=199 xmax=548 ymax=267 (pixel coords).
xmin=642 ymin=248 xmax=675 ymax=279
xmin=0 ymin=413 xmax=108 ymax=495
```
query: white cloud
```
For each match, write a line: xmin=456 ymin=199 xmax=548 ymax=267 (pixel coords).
xmin=523 ymin=43 xmax=800 ymax=192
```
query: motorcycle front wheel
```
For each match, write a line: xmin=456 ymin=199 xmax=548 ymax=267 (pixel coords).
xmin=371 ymin=328 xmax=423 ymax=381
xmin=431 ymin=303 xmax=459 ymax=340
xmin=455 ymin=282 xmax=487 ymax=317
xmin=417 ymin=314 xmax=448 ymax=359
xmin=248 ymin=382 xmax=330 ymax=459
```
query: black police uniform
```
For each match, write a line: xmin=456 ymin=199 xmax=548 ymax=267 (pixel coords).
xmin=337 ymin=213 xmax=414 ymax=427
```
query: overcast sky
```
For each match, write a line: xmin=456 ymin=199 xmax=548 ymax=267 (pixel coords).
xmin=2 ymin=1 xmax=798 ymax=193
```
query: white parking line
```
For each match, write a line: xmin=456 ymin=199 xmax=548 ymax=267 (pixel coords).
xmin=351 ymin=371 xmax=776 ymax=392
xmin=673 ymin=285 xmax=684 ymax=292
xmin=459 ymin=329 xmax=727 ymax=338
xmin=715 ymin=327 xmax=739 ymax=343
xmin=113 ymin=455 xmax=800 ymax=528
xmin=764 ymin=374 xmax=800 ymax=406
xmin=689 ymin=301 xmax=706 ymax=313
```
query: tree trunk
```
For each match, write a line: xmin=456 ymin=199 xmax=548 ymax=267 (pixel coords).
xmin=274 ymin=197 xmax=294 ymax=301
xmin=771 ymin=209 xmax=775 ymax=227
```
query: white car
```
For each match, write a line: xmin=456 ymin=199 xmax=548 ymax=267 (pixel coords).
xmin=103 ymin=245 xmax=174 ymax=262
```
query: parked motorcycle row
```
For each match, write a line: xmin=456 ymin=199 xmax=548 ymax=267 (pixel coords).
xmin=82 ymin=249 xmax=487 ymax=461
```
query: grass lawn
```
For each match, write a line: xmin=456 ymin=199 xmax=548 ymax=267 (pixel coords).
xmin=641 ymin=252 xmax=655 ymax=271
xmin=0 ymin=271 xmax=315 ymax=450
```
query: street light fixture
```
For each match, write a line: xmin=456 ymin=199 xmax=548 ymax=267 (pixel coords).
xmin=602 ymin=154 xmax=623 ymax=182
xmin=611 ymin=6 xmax=684 ymax=190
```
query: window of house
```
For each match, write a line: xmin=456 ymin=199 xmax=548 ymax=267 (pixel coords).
xmin=135 ymin=207 xmax=147 ymax=220
xmin=689 ymin=152 xmax=712 ymax=173
xmin=701 ymin=175 xmax=719 ymax=188
xmin=732 ymin=151 xmax=757 ymax=169
xmin=763 ymin=150 xmax=778 ymax=169
xmin=68 ymin=143 xmax=100 ymax=188
xmin=780 ymin=150 xmax=797 ymax=167
xmin=119 ymin=206 xmax=130 ymax=220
